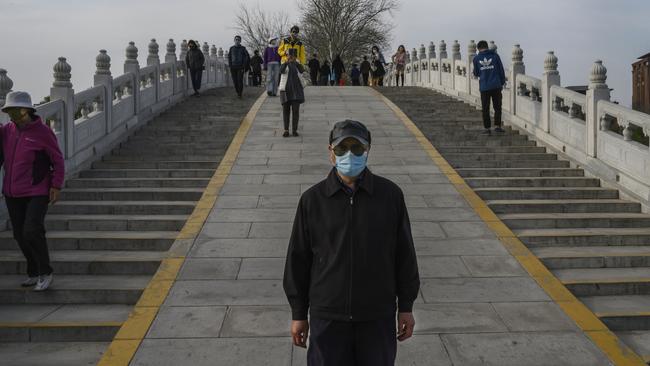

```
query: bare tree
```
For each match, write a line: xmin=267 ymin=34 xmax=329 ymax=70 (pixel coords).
xmin=233 ymin=3 xmax=294 ymax=54
xmin=299 ymin=0 xmax=398 ymax=65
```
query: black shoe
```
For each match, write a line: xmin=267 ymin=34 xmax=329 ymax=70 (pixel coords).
xmin=292 ymin=131 xmax=299 ymax=137
xmin=267 ymin=91 xmax=272 ymax=96
xmin=494 ymin=126 xmax=505 ymax=133
xmin=282 ymin=131 xmax=290 ymax=138
xmin=480 ymin=129 xmax=492 ymax=135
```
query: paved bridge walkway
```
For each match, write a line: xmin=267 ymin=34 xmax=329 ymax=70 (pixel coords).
xmin=118 ymin=86 xmax=614 ymax=366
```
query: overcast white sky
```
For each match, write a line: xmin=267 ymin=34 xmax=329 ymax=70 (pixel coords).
xmin=1 ymin=0 xmax=648 ymax=106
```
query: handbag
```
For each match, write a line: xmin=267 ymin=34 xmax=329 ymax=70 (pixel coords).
xmin=278 ymin=64 xmax=305 ymax=91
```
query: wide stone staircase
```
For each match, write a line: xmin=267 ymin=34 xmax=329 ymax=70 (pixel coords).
xmin=0 ymin=87 xmax=259 ymax=363
xmin=379 ymin=86 xmax=650 ymax=362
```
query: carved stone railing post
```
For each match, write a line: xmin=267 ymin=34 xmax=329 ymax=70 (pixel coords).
xmin=541 ymin=51 xmax=560 ymax=133
xmin=427 ymin=42 xmax=435 ymax=87
xmin=586 ymin=60 xmax=610 ymax=157
xmin=438 ymin=40 xmax=447 ymax=88
xmin=510 ymin=44 xmax=525 ymax=117
xmin=50 ymin=57 xmax=74 ymax=158
xmin=94 ymin=50 xmax=113 ymax=133
xmin=489 ymin=41 xmax=498 ymax=52
xmin=218 ymin=47 xmax=225 ymax=86
xmin=210 ymin=45 xmax=217 ymax=85
xmin=124 ymin=41 xmax=140 ymax=113
xmin=202 ymin=42 xmax=210 ymax=89
xmin=0 ymin=68 xmax=13 ymax=109
xmin=166 ymin=39 xmax=178 ymax=94
xmin=179 ymin=40 xmax=188 ymax=61
xmin=451 ymin=40 xmax=461 ymax=90
xmin=467 ymin=40 xmax=477 ymax=95
xmin=147 ymin=39 xmax=160 ymax=102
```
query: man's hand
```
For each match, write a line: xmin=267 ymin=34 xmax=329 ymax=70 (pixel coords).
xmin=397 ymin=312 xmax=415 ymax=342
xmin=49 ymin=188 xmax=60 ymax=205
xmin=291 ymin=320 xmax=309 ymax=348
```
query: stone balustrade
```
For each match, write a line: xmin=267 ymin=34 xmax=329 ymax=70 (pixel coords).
xmin=389 ymin=40 xmax=650 ymax=207
xmin=0 ymin=37 xmax=231 ymax=177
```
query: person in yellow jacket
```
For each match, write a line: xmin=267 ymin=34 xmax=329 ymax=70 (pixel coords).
xmin=278 ymin=25 xmax=307 ymax=65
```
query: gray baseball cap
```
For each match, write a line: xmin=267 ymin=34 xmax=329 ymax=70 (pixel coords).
xmin=329 ymin=119 xmax=371 ymax=146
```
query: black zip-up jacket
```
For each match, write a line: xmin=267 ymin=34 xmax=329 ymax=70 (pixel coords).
xmin=228 ymin=45 xmax=250 ymax=70
xmin=283 ymin=168 xmax=420 ymax=321
xmin=185 ymin=48 xmax=205 ymax=71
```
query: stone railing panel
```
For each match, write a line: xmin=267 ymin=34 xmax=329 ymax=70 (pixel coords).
xmin=549 ymin=85 xmax=587 ymax=151
xmin=515 ymin=74 xmax=542 ymax=126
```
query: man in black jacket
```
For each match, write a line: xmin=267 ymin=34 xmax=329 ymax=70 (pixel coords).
xmin=307 ymin=54 xmax=320 ymax=86
xmin=250 ymin=50 xmax=263 ymax=87
xmin=360 ymin=56 xmax=371 ymax=86
xmin=185 ymin=40 xmax=205 ymax=96
xmin=283 ymin=120 xmax=420 ymax=366
xmin=228 ymin=35 xmax=251 ymax=98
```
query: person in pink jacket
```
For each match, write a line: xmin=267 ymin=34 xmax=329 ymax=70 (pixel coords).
xmin=1 ymin=91 xmax=65 ymax=291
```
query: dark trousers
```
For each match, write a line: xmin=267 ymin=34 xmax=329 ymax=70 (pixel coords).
xmin=308 ymin=317 xmax=396 ymax=366
xmin=362 ymin=73 xmax=369 ymax=86
xmin=282 ymin=102 xmax=300 ymax=132
xmin=352 ymin=78 xmax=360 ymax=86
xmin=252 ymin=71 xmax=262 ymax=86
xmin=230 ymin=67 xmax=245 ymax=96
xmin=5 ymin=196 xmax=52 ymax=277
xmin=310 ymin=72 xmax=318 ymax=86
xmin=190 ymin=69 xmax=202 ymax=92
xmin=480 ymin=88 xmax=503 ymax=129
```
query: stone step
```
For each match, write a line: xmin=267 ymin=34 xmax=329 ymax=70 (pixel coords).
xmin=0 ymin=341 xmax=109 ymax=364
xmin=615 ymin=331 xmax=650 ymax=361
xmin=92 ymin=160 xmax=219 ymax=169
xmin=37 ymin=215 xmax=189 ymax=232
xmin=435 ymin=139 xmax=537 ymax=147
xmin=475 ymin=187 xmax=618 ymax=200
xmin=128 ymin=135 xmax=233 ymax=143
xmin=134 ymin=129 xmax=233 ymax=137
xmin=555 ymin=267 xmax=650 ymax=297
xmin=119 ymin=140 xmax=230 ymax=149
xmin=0 ymin=231 xmax=177 ymax=251
xmin=48 ymin=201 xmax=197 ymax=215
xmin=0 ymin=304 xmax=131 ymax=342
xmin=101 ymin=154 xmax=216 ymax=162
xmin=466 ymin=177 xmax=600 ymax=188
xmin=451 ymin=159 xmax=571 ymax=169
xmin=534 ymin=246 xmax=650 ymax=269
xmin=79 ymin=169 xmax=215 ymax=178
xmin=580 ymin=296 xmax=650 ymax=332
xmin=66 ymin=178 xmax=210 ymax=189
xmin=438 ymin=146 xmax=546 ymax=154
xmin=135 ymin=124 xmax=237 ymax=132
xmin=516 ymin=228 xmax=650 ymax=247
xmin=0 ymin=275 xmax=150 ymax=304
xmin=430 ymin=134 xmax=529 ymax=143
xmin=444 ymin=152 xmax=557 ymax=161
xmin=500 ymin=212 xmax=650 ymax=229
xmin=457 ymin=168 xmax=584 ymax=178
xmin=60 ymin=188 xmax=204 ymax=201
xmin=487 ymin=199 xmax=641 ymax=214
xmin=0 ymin=250 xmax=164 ymax=275
xmin=112 ymin=147 xmax=226 ymax=156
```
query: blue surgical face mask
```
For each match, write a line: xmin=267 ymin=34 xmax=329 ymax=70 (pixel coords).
xmin=335 ymin=151 xmax=368 ymax=177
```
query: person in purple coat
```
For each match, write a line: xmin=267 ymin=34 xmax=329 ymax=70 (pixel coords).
xmin=264 ymin=37 xmax=282 ymax=96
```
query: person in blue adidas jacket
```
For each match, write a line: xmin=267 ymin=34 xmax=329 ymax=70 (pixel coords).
xmin=473 ymin=40 xmax=506 ymax=135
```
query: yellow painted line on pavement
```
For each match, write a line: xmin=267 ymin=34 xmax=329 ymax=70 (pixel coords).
xmin=97 ymin=91 xmax=267 ymax=366
xmin=373 ymin=88 xmax=646 ymax=366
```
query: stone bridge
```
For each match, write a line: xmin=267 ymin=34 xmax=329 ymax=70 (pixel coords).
xmin=0 ymin=36 xmax=649 ymax=366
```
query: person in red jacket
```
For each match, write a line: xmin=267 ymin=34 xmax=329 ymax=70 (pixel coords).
xmin=1 ymin=91 xmax=65 ymax=291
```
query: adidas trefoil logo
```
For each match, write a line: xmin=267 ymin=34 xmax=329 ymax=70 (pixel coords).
xmin=479 ymin=57 xmax=495 ymax=71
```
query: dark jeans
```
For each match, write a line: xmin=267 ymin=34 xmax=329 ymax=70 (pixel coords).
xmin=480 ymin=88 xmax=503 ymax=129
xmin=5 ymin=195 xmax=52 ymax=277
xmin=189 ymin=69 xmax=202 ymax=92
xmin=362 ymin=73 xmax=369 ymax=86
xmin=310 ymin=72 xmax=318 ymax=85
xmin=307 ymin=317 xmax=396 ymax=366
xmin=282 ymin=102 xmax=300 ymax=132
xmin=230 ymin=67 xmax=245 ymax=95
xmin=252 ymin=71 xmax=262 ymax=86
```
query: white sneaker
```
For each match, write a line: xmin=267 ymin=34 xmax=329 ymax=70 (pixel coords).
xmin=34 ymin=274 xmax=53 ymax=292
xmin=21 ymin=277 xmax=38 ymax=287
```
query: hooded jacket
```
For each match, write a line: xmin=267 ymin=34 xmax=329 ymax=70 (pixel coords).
xmin=185 ymin=47 xmax=205 ymax=71
xmin=1 ymin=117 xmax=65 ymax=197
xmin=278 ymin=36 xmax=306 ymax=65
xmin=283 ymin=168 xmax=420 ymax=321
xmin=472 ymin=49 xmax=506 ymax=92
xmin=229 ymin=44 xmax=251 ymax=70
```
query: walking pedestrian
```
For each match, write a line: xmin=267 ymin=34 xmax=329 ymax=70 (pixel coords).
xmin=250 ymin=50 xmax=263 ymax=87
xmin=350 ymin=63 xmax=361 ymax=86
xmin=360 ymin=55 xmax=371 ymax=86
xmin=392 ymin=45 xmax=407 ymax=87
xmin=278 ymin=25 xmax=306 ymax=66
xmin=228 ymin=35 xmax=251 ymax=98
xmin=185 ymin=40 xmax=205 ymax=96
xmin=371 ymin=45 xmax=387 ymax=86
xmin=472 ymin=40 xmax=506 ymax=135
xmin=283 ymin=119 xmax=420 ymax=366
xmin=332 ymin=54 xmax=346 ymax=86
xmin=1 ymin=91 xmax=65 ymax=292
xmin=279 ymin=48 xmax=305 ymax=138
xmin=319 ymin=61 xmax=331 ymax=86
xmin=264 ymin=37 xmax=281 ymax=96
xmin=308 ymin=54 xmax=320 ymax=86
